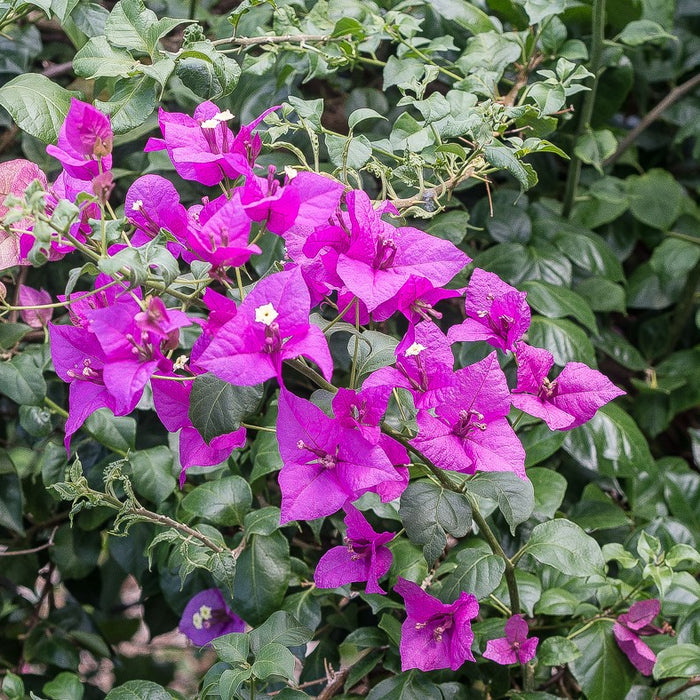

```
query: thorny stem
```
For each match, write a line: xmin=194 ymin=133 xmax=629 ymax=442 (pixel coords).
xmin=95 ymin=488 xmax=229 ymax=554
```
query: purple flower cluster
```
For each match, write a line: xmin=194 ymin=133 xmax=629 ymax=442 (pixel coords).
xmin=38 ymin=100 xmax=629 ymax=671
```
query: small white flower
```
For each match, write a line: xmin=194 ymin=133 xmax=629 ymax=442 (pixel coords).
xmin=404 ymin=342 xmax=426 ymax=357
xmin=200 ymin=118 xmax=219 ymax=129
xmin=199 ymin=604 xmax=212 ymax=621
xmin=214 ymin=109 xmax=234 ymax=122
xmin=255 ymin=303 xmax=279 ymax=326
xmin=284 ymin=165 xmax=298 ymax=180
xmin=192 ymin=612 xmax=203 ymax=630
xmin=131 ymin=199 xmax=143 ymax=211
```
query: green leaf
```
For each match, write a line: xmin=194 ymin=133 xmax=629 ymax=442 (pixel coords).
xmin=0 ymin=470 xmax=24 ymax=535
xmin=529 ymin=316 xmax=597 ymax=366
xmin=347 ymin=330 xmax=399 ymax=384
xmin=2 ymin=673 xmax=24 ymax=700
xmin=539 ymin=636 xmax=581 ymax=666
xmin=43 ymin=672 xmax=84 ymax=700
xmin=182 ymin=476 xmax=252 ymax=526
xmin=249 ymin=611 xmax=313 ymax=653
xmin=348 ymin=108 xmax=387 ymax=130
xmin=592 ymin=329 xmax=647 ymax=371
xmin=51 ymin=524 xmax=101 ymax=579
xmin=563 ymin=403 xmax=654 ymax=477
xmin=95 ymin=75 xmax=157 ymax=134
xmin=551 ymin=229 xmax=624 ymax=282
xmin=127 ymin=447 xmax=176 ymax=504
xmin=399 ymin=480 xmax=472 ymax=563
xmin=244 ymin=506 xmax=281 ymax=536
xmin=569 ymin=621 xmax=634 ymax=700
xmin=366 ymin=670 xmax=442 ymax=700
xmin=618 ymin=19 xmax=676 ymax=45
xmin=574 ymin=129 xmax=617 ymax=174
xmin=0 ymin=323 xmax=31 ymax=349
xmin=83 ymin=410 xmax=136 ymax=453
xmin=467 ymin=471 xmax=535 ymax=534
xmin=211 ymin=632 xmax=249 ymax=664
xmin=485 ymin=144 xmax=536 ymax=190
xmin=428 ymin=0 xmax=495 ymax=34
xmin=522 ymin=519 xmax=605 ymax=576
xmin=653 ymin=643 xmax=700 ymax=679
xmin=626 ymin=169 xmax=684 ymax=230
xmin=378 ymin=612 xmax=403 ymax=648
xmin=576 ymin=278 xmax=626 ymax=313
xmin=528 ymin=467 xmax=567 ymax=519
xmin=0 ymin=74 xmax=78 ymax=143
xmin=325 ymin=133 xmax=373 ymax=170
xmin=176 ymin=42 xmax=241 ymax=99
xmin=105 ymin=680 xmax=175 ymax=699
xmin=189 ymin=373 xmax=262 ymax=444
xmin=439 ymin=546 xmax=505 ymax=601
xmin=234 ymin=531 xmax=290 ymax=625
xmin=73 ymin=36 xmax=136 ymax=78
xmin=0 ymin=353 xmax=47 ymax=406
xmin=252 ymin=642 xmax=296 ymax=681
xmin=521 ymin=424 xmax=567 ymax=468
xmin=523 ymin=0 xmax=581 ymax=24
xmin=218 ymin=667 xmax=252 ymax=697
xmin=521 ymin=280 xmax=597 ymax=334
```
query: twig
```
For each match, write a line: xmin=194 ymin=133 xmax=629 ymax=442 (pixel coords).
xmin=0 ymin=527 xmax=58 ymax=557
xmin=212 ymin=33 xmax=331 ymax=47
xmin=604 ymin=71 xmax=700 ymax=167
xmin=41 ymin=61 xmax=73 ymax=79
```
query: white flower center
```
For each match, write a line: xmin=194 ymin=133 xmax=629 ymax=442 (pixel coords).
xmin=284 ymin=165 xmax=298 ymax=180
xmin=200 ymin=118 xmax=219 ymax=129
xmin=405 ymin=342 xmax=426 ymax=357
xmin=131 ymin=199 xmax=143 ymax=211
xmin=199 ymin=604 xmax=212 ymax=621
xmin=192 ymin=612 xmax=203 ymax=629
xmin=214 ymin=109 xmax=234 ymax=121
xmin=255 ymin=303 xmax=279 ymax=326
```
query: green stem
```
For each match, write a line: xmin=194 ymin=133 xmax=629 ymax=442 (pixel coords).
xmin=286 ymin=359 xmax=336 ymax=392
xmin=561 ymin=0 xmax=606 ymax=217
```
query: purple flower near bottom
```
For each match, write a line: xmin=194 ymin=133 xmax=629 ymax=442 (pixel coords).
xmin=483 ymin=615 xmax=538 ymax=665
xmin=613 ymin=599 xmax=663 ymax=676
xmin=314 ymin=505 xmax=393 ymax=594
xmin=395 ymin=577 xmax=479 ymax=672
xmin=179 ymin=589 xmax=245 ymax=646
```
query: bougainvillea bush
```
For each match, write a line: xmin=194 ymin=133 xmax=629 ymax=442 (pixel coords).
xmin=1 ymin=0 xmax=699 ymax=699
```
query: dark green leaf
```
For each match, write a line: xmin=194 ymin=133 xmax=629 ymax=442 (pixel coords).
xmin=0 ymin=353 xmax=47 ymax=405
xmin=626 ymin=169 xmax=684 ymax=230
xmin=244 ymin=506 xmax=281 ymax=536
xmin=189 ymin=373 xmax=262 ymax=444
xmin=95 ymin=75 xmax=157 ymax=134
xmin=0 ymin=322 xmax=31 ymax=349
xmin=0 ymin=74 xmax=78 ymax=143
xmin=618 ymin=19 xmax=675 ymax=45
xmin=83 ymin=410 xmax=136 ymax=453
xmin=569 ymin=620 xmax=634 ymax=700
xmin=653 ymin=644 xmax=700 ymax=679
xmin=467 ymin=472 xmax=535 ymax=534
xmin=539 ymin=636 xmax=581 ymax=666
xmin=249 ymin=610 xmax=313 ymax=653
xmin=43 ymin=672 xmax=84 ymax=700
xmin=366 ymin=670 xmax=442 ymax=700
xmin=522 ymin=519 xmax=604 ymax=576
xmin=529 ymin=316 xmax=597 ymax=366
xmin=0 ymin=470 xmax=24 ymax=535
xmin=105 ymin=680 xmax=175 ymax=699
xmin=399 ymin=480 xmax=472 ymax=563
xmin=218 ymin=667 xmax=252 ymax=697
xmin=211 ymin=632 xmax=249 ymax=664
xmin=521 ymin=280 xmax=597 ymax=334
xmin=528 ymin=467 xmax=567 ymax=519
xmin=182 ymin=476 xmax=252 ymax=526
xmin=234 ymin=531 xmax=290 ymax=625
xmin=440 ymin=546 xmax=505 ymax=601
xmin=521 ymin=424 xmax=567 ymax=467
xmin=127 ymin=447 xmax=176 ymax=504
xmin=51 ymin=524 xmax=101 ymax=579
xmin=73 ymin=36 xmax=136 ymax=78
xmin=252 ymin=642 xmax=296 ymax=681
xmin=563 ymin=404 xmax=654 ymax=477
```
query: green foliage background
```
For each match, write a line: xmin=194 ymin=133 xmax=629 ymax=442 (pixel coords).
xmin=0 ymin=0 xmax=699 ymax=698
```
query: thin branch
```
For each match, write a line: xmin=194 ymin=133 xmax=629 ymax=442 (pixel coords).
xmin=0 ymin=527 xmax=57 ymax=557
xmin=212 ymin=33 xmax=331 ymax=47
xmin=604 ymin=71 xmax=700 ymax=167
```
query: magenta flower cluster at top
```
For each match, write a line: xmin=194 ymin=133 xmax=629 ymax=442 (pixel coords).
xmin=15 ymin=99 xmax=628 ymax=672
